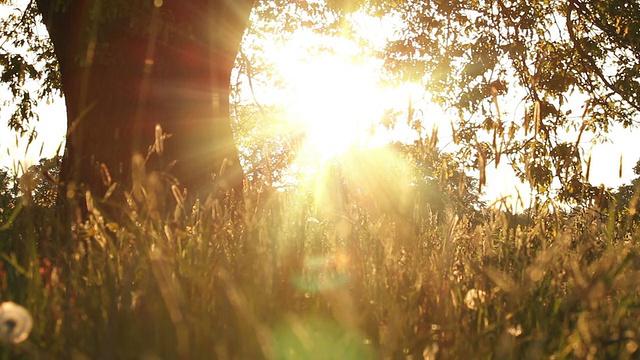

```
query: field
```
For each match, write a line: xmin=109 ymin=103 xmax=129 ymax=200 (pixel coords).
xmin=1 ymin=165 xmax=640 ymax=360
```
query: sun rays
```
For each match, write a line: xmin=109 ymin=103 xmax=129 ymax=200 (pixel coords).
xmin=265 ymin=29 xmax=395 ymax=162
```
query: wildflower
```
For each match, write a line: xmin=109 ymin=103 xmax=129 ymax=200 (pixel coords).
xmin=464 ymin=289 xmax=487 ymax=310
xmin=0 ymin=302 xmax=33 ymax=343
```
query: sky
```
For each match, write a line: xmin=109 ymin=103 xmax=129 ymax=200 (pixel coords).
xmin=0 ymin=97 xmax=66 ymax=174
xmin=0 ymin=1 xmax=67 ymax=174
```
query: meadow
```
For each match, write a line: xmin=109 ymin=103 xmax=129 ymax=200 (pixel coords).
xmin=1 ymin=151 xmax=640 ymax=360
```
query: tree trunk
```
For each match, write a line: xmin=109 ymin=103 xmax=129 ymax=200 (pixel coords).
xmin=34 ymin=0 xmax=254 ymax=216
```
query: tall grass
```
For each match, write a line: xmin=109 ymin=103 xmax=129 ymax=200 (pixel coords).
xmin=1 ymin=161 xmax=640 ymax=359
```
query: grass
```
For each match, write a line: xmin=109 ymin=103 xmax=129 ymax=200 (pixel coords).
xmin=1 ymin=162 xmax=640 ymax=359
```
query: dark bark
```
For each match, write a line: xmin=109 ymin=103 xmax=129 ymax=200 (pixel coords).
xmin=34 ymin=0 xmax=254 ymax=216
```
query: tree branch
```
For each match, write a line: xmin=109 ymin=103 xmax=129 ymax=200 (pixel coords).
xmin=566 ymin=0 xmax=640 ymax=113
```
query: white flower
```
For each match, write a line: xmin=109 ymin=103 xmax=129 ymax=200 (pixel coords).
xmin=0 ymin=302 xmax=33 ymax=343
xmin=464 ymin=289 xmax=487 ymax=310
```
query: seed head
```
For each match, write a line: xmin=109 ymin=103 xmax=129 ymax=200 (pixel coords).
xmin=0 ymin=302 xmax=33 ymax=343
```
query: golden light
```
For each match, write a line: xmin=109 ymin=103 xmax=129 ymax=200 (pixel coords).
xmin=267 ymin=29 xmax=396 ymax=163
xmin=285 ymin=54 xmax=384 ymax=160
xmin=238 ymin=12 xmax=442 ymax=299
xmin=237 ymin=11 xmax=446 ymax=230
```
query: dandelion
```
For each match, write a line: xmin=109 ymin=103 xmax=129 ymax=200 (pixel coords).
xmin=0 ymin=302 xmax=33 ymax=343
xmin=464 ymin=289 xmax=487 ymax=311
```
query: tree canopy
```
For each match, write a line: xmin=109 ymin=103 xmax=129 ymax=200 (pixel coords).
xmin=377 ymin=0 xmax=640 ymax=200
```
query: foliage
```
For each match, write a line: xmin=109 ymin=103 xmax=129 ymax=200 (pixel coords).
xmin=610 ymin=159 xmax=640 ymax=229
xmin=0 ymin=158 xmax=59 ymax=283
xmin=394 ymin=136 xmax=485 ymax=221
xmin=19 ymin=156 xmax=59 ymax=208
xmin=0 ymin=0 xmax=60 ymax=134
xmin=0 ymin=167 xmax=18 ymax=225
xmin=373 ymin=0 xmax=640 ymax=198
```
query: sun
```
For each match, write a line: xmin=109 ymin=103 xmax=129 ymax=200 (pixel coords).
xmin=262 ymin=20 xmax=413 ymax=164
xmin=237 ymin=11 xmax=443 ymax=195
xmin=235 ymin=11 xmax=452 ymax=228
xmin=283 ymin=52 xmax=386 ymax=160
xmin=272 ymin=36 xmax=382 ymax=160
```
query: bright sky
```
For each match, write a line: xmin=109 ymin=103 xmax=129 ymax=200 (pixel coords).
xmin=0 ymin=1 xmax=67 ymax=174
xmin=0 ymin=96 xmax=66 ymax=174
